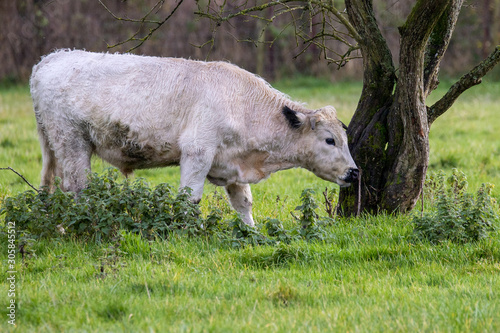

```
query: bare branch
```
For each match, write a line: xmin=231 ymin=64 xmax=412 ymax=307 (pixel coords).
xmin=314 ymin=0 xmax=362 ymax=42
xmin=322 ymin=187 xmax=335 ymax=219
xmin=194 ymin=0 xmax=296 ymax=23
xmin=356 ymin=168 xmax=362 ymax=217
xmin=100 ymin=0 xmax=185 ymax=52
xmin=197 ymin=0 xmax=359 ymax=66
xmin=101 ymin=0 xmax=359 ymax=67
xmin=99 ymin=0 xmax=164 ymax=24
xmin=1 ymin=167 xmax=39 ymax=193
xmin=428 ymin=46 xmax=500 ymax=124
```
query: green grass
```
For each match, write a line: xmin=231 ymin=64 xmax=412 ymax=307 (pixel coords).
xmin=2 ymin=221 xmax=500 ymax=332
xmin=1 ymin=79 xmax=500 ymax=332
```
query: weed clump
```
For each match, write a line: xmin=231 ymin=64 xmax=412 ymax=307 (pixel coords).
xmin=0 ymin=169 xmax=211 ymax=243
xmin=230 ymin=189 xmax=332 ymax=248
xmin=230 ymin=216 xmax=276 ymax=248
xmin=0 ymin=169 xmax=337 ymax=248
xmin=6 ymin=168 xmax=495 ymax=249
xmin=413 ymin=169 xmax=498 ymax=244
xmin=292 ymin=188 xmax=331 ymax=241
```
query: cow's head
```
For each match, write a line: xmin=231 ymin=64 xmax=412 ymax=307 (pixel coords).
xmin=283 ymin=105 xmax=359 ymax=187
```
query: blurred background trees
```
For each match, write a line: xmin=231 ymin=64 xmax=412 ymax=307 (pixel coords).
xmin=1 ymin=0 xmax=499 ymax=83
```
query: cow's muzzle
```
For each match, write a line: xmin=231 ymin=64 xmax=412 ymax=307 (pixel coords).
xmin=343 ymin=168 xmax=359 ymax=183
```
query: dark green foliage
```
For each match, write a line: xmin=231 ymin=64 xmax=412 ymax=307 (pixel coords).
xmin=229 ymin=188 xmax=334 ymax=247
xmin=4 ymin=168 xmax=495 ymax=250
xmin=220 ymin=188 xmax=335 ymax=247
xmin=0 ymin=178 xmax=73 ymax=242
xmin=230 ymin=216 xmax=276 ymax=248
xmin=413 ymin=169 xmax=498 ymax=244
xmin=0 ymin=169 xmax=338 ymax=249
xmin=0 ymin=169 xmax=216 ymax=243
xmin=292 ymin=189 xmax=331 ymax=241
xmin=264 ymin=189 xmax=333 ymax=244
xmin=295 ymin=189 xmax=318 ymax=229
xmin=265 ymin=218 xmax=296 ymax=244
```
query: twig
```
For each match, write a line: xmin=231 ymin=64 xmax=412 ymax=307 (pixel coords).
xmin=319 ymin=0 xmax=362 ymax=42
xmin=421 ymin=187 xmax=424 ymax=219
xmin=0 ymin=167 xmax=39 ymax=193
xmin=145 ymin=280 xmax=151 ymax=300
xmin=99 ymin=0 xmax=164 ymax=24
xmin=100 ymin=0 xmax=185 ymax=52
xmin=322 ymin=187 xmax=335 ymax=219
xmin=356 ymin=168 xmax=362 ymax=217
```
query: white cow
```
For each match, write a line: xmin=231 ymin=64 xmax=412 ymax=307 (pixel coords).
xmin=30 ymin=50 xmax=358 ymax=226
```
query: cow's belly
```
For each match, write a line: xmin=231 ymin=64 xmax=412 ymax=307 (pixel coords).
xmin=89 ymin=120 xmax=182 ymax=174
xmin=95 ymin=141 xmax=181 ymax=175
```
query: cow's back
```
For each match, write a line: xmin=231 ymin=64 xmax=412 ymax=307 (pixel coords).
xmin=30 ymin=50 xmax=297 ymax=164
xmin=32 ymin=51 xmax=202 ymax=121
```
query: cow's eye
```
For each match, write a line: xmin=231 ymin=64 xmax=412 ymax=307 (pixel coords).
xmin=325 ymin=138 xmax=335 ymax=146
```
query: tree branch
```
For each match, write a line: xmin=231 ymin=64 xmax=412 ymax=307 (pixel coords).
xmin=1 ymin=167 xmax=39 ymax=193
xmin=399 ymin=0 xmax=451 ymax=48
xmin=428 ymin=46 xmax=500 ymax=124
xmin=316 ymin=0 xmax=361 ymax=42
xmin=424 ymin=0 xmax=464 ymax=96
xmin=194 ymin=0 xmax=295 ymax=23
xmin=100 ymin=0 xmax=185 ymax=52
xmin=102 ymin=0 xmax=359 ymax=67
xmin=99 ymin=0 xmax=165 ymax=24
xmin=344 ymin=0 xmax=395 ymax=137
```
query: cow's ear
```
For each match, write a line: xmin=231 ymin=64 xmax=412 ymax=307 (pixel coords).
xmin=283 ymin=106 xmax=307 ymax=129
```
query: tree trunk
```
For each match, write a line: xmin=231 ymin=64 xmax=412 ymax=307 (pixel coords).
xmin=338 ymin=0 xmax=458 ymax=216
xmin=338 ymin=0 xmax=395 ymax=215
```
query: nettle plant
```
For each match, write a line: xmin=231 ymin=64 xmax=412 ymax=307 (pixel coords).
xmin=0 ymin=169 xmax=336 ymax=248
xmin=1 ymin=169 xmax=214 ymax=243
xmin=1 ymin=168 xmax=497 ymax=248
xmin=413 ymin=169 xmax=498 ymax=244
xmin=230 ymin=188 xmax=334 ymax=248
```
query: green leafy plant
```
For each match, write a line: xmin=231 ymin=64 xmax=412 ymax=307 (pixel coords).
xmin=0 ymin=169 xmax=222 ymax=243
xmin=292 ymin=189 xmax=331 ymax=241
xmin=413 ymin=169 xmax=498 ymax=244
xmin=231 ymin=188 xmax=338 ymax=247
xmin=229 ymin=215 xmax=275 ymax=248
xmin=265 ymin=218 xmax=297 ymax=244
xmin=1 ymin=171 xmax=367 ymax=249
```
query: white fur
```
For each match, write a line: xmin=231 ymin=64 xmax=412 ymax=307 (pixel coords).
xmin=30 ymin=49 xmax=357 ymax=226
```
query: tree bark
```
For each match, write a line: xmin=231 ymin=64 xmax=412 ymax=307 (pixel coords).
xmin=339 ymin=0 xmax=456 ymax=215
xmin=337 ymin=0 xmax=395 ymax=215
xmin=424 ymin=0 xmax=464 ymax=96
xmin=380 ymin=0 xmax=451 ymax=212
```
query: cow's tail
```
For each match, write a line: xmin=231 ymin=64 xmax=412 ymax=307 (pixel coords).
xmin=37 ymin=123 xmax=58 ymax=191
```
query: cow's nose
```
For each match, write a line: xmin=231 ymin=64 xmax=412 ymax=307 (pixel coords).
xmin=345 ymin=168 xmax=359 ymax=183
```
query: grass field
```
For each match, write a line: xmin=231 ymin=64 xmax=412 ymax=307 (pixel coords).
xmin=1 ymin=78 xmax=500 ymax=332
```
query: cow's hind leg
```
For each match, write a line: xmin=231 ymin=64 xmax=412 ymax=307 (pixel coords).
xmin=37 ymin=126 xmax=58 ymax=191
xmin=225 ymin=183 xmax=254 ymax=227
xmin=57 ymin=136 xmax=93 ymax=193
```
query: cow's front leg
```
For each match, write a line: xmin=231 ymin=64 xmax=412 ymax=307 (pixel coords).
xmin=225 ymin=183 xmax=254 ymax=227
xmin=179 ymin=149 xmax=214 ymax=204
